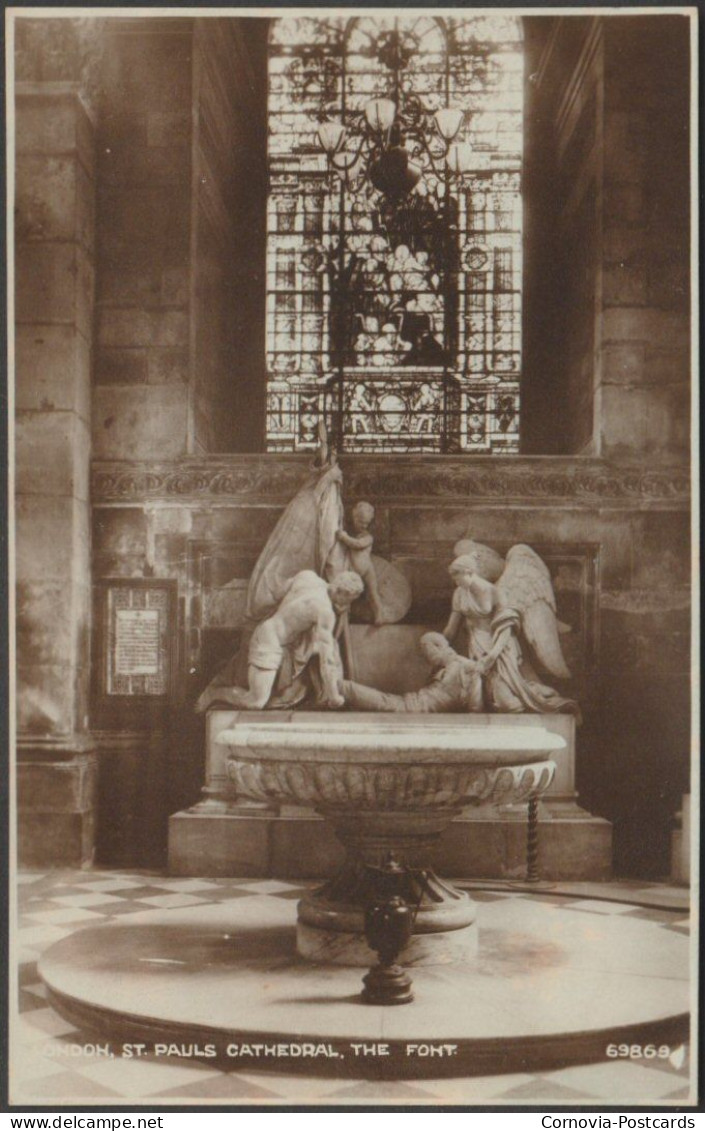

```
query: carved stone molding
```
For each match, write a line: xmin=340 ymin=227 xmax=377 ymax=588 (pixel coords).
xmin=227 ymin=757 xmax=555 ymax=811
xmin=17 ymin=733 xmax=96 ymax=762
xmin=92 ymin=457 xmax=690 ymax=507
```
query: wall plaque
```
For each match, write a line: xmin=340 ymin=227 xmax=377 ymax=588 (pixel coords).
xmin=93 ymin=580 xmax=178 ymax=717
xmin=115 ymin=608 xmax=161 ymax=677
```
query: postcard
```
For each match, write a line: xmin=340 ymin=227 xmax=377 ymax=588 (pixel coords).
xmin=7 ymin=4 xmax=698 ymax=1110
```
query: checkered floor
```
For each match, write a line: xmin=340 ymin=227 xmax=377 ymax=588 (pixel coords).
xmin=12 ymin=870 xmax=693 ymax=1106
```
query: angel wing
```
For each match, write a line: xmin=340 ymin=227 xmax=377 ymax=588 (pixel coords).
xmin=495 ymin=544 xmax=572 ymax=679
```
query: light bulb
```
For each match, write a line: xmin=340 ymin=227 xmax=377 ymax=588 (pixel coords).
xmin=364 ymin=98 xmax=396 ymax=133
xmin=434 ymin=107 xmax=464 ymax=142
xmin=317 ymin=121 xmax=346 ymax=154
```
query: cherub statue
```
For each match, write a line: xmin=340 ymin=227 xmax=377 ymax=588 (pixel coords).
xmin=443 ymin=544 xmax=579 ymax=717
xmin=342 ymin=632 xmax=481 ymax=713
xmin=196 ymin=569 xmax=363 ymax=712
xmin=336 ymin=501 xmax=385 ymax=625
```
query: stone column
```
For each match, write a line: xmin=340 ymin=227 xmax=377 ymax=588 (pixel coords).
xmin=597 ymin=17 xmax=690 ymax=460
xmin=523 ymin=15 xmax=690 ymax=461
xmin=14 ymin=19 xmax=104 ymax=865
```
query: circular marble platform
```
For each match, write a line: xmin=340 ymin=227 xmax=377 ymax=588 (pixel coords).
xmin=39 ymin=891 xmax=689 ymax=1080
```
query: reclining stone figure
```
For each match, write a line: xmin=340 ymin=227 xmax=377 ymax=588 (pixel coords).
xmin=342 ymin=632 xmax=481 ymax=713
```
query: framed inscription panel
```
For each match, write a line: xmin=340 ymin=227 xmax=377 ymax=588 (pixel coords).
xmin=8 ymin=4 xmax=696 ymax=1115
xmin=92 ymin=579 xmax=178 ymax=721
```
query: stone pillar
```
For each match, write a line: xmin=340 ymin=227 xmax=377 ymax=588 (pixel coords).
xmin=14 ymin=19 xmax=103 ymax=865
xmin=597 ymin=17 xmax=690 ymax=460
xmin=523 ymin=15 xmax=690 ymax=461
xmin=92 ymin=19 xmax=194 ymax=460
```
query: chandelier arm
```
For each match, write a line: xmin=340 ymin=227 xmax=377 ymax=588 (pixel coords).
xmin=406 ymin=121 xmax=450 ymax=180
xmin=328 ymin=131 xmax=367 ymax=181
xmin=379 ymin=121 xmax=394 ymax=153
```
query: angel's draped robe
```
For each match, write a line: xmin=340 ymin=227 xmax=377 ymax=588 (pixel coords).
xmin=452 ymin=588 xmax=579 ymax=716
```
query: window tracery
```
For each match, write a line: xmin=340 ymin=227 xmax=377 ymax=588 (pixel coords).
xmin=266 ymin=15 xmax=522 ymax=453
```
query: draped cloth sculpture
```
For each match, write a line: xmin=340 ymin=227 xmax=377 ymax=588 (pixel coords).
xmin=246 ymin=434 xmax=347 ymax=623
xmin=196 ymin=425 xmax=408 ymax=710
xmin=244 ymin=425 xmax=409 ymax=629
xmin=197 ymin=428 xmax=350 ymax=711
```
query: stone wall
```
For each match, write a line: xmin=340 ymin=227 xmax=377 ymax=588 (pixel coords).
xmin=92 ymin=19 xmax=193 ymax=460
xmin=90 ymin=455 xmax=690 ymax=876
xmin=598 ymin=17 xmax=690 ymax=459
xmin=92 ymin=18 xmax=267 ymax=459
xmin=191 ymin=19 xmax=268 ymax=452
xmin=522 ymin=16 xmax=690 ymax=459
xmin=518 ymin=16 xmax=691 ymax=873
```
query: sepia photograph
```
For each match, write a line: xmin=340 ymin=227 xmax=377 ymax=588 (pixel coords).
xmin=7 ymin=4 xmax=698 ymax=1109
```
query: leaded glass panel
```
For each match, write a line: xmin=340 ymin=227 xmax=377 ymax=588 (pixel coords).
xmin=266 ymin=15 xmax=522 ymax=453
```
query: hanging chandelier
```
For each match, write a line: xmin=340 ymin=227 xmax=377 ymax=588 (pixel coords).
xmin=317 ymin=96 xmax=473 ymax=200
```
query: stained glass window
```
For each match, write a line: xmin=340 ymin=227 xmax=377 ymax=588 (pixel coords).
xmin=266 ymin=15 xmax=522 ymax=453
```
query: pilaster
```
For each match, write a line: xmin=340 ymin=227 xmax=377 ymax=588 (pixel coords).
xmin=14 ymin=18 xmax=103 ymax=865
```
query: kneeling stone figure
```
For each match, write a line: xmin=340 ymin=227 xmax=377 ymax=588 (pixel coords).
xmin=197 ymin=569 xmax=363 ymax=712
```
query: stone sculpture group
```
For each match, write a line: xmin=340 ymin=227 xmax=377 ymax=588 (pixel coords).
xmin=197 ymin=427 xmax=578 ymax=717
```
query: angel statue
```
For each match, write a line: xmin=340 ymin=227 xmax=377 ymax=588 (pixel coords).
xmin=443 ymin=542 xmax=579 ymax=718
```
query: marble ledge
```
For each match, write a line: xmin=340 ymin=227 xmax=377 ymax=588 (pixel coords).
xmin=217 ymin=711 xmax=566 ymax=762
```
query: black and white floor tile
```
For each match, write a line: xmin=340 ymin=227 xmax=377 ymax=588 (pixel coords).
xmin=12 ymin=870 xmax=692 ymax=1107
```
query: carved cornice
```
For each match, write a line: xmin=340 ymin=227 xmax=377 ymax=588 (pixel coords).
xmin=91 ymin=458 xmax=690 ymax=508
